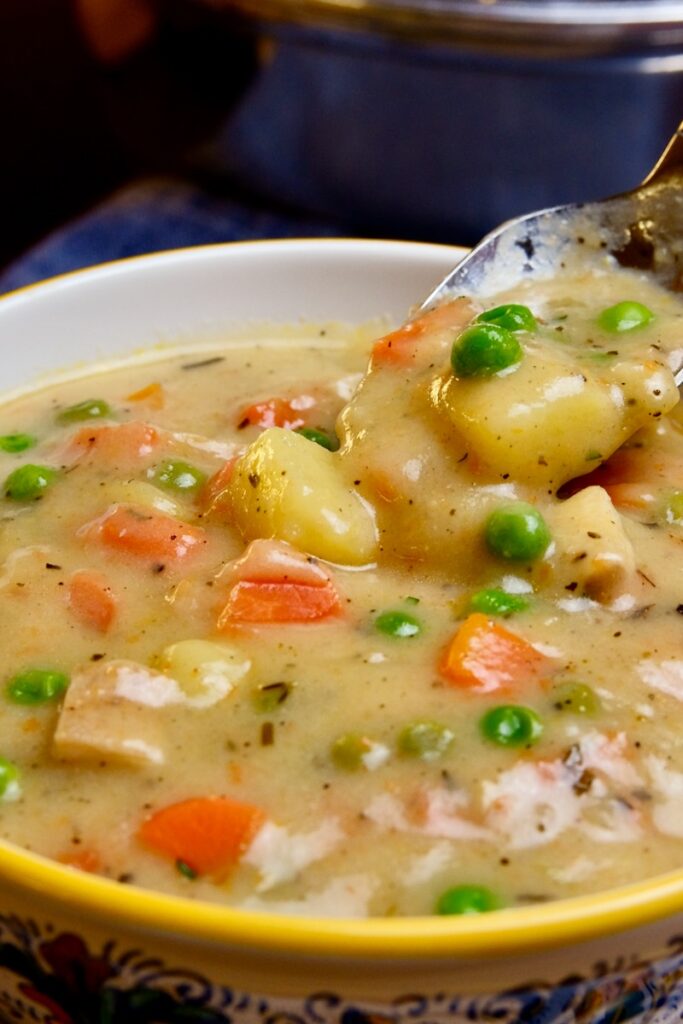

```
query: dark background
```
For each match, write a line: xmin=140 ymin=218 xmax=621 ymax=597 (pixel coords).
xmin=1 ymin=0 xmax=257 ymax=272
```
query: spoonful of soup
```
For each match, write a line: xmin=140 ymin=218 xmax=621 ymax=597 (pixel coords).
xmin=229 ymin=123 xmax=683 ymax=593
xmin=422 ymin=122 xmax=683 ymax=384
xmin=334 ymin=121 xmax=679 ymax=503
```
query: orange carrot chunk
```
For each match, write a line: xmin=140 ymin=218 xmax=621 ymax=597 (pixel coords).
xmin=236 ymin=396 xmax=311 ymax=431
xmin=138 ymin=796 xmax=265 ymax=876
xmin=57 ymin=848 xmax=102 ymax=873
xmin=602 ymin=482 xmax=657 ymax=512
xmin=125 ymin=382 xmax=165 ymax=409
xmin=216 ymin=539 xmax=342 ymax=627
xmin=561 ymin=445 xmax=683 ymax=501
xmin=67 ymin=570 xmax=117 ymax=633
xmin=81 ymin=505 xmax=207 ymax=564
xmin=218 ymin=579 xmax=341 ymax=627
xmin=66 ymin=421 xmax=160 ymax=465
xmin=441 ymin=613 xmax=549 ymax=694
xmin=199 ymin=457 xmax=238 ymax=516
xmin=371 ymin=300 xmax=472 ymax=367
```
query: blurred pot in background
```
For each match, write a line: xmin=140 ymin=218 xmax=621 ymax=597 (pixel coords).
xmin=197 ymin=0 xmax=683 ymax=242
xmin=1 ymin=0 xmax=256 ymax=269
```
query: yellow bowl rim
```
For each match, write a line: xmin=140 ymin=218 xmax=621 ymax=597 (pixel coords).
xmin=1 ymin=236 xmax=682 ymax=960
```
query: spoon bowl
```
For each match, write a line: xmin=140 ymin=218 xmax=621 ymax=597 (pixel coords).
xmin=422 ymin=123 xmax=683 ymax=382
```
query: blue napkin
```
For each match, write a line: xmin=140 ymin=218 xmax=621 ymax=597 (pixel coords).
xmin=0 ymin=177 xmax=344 ymax=296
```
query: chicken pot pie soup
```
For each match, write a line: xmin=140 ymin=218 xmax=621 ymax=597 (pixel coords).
xmin=0 ymin=265 xmax=682 ymax=920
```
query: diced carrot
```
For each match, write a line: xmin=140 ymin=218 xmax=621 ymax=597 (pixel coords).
xmin=602 ymin=483 xmax=657 ymax=511
xmin=561 ymin=442 xmax=683 ymax=513
xmin=371 ymin=299 xmax=472 ymax=367
xmin=138 ymin=796 xmax=265 ymax=876
xmin=80 ymin=505 xmax=208 ymax=564
xmin=125 ymin=382 xmax=165 ymax=409
xmin=562 ymin=445 xmax=683 ymax=499
xmin=66 ymin=421 xmax=160 ymax=466
xmin=561 ymin=450 xmax=643 ymax=497
xmin=57 ymin=848 xmax=102 ymax=873
xmin=441 ymin=613 xmax=550 ymax=693
xmin=198 ymin=458 xmax=238 ymax=516
xmin=217 ymin=579 xmax=341 ymax=627
xmin=67 ymin=570 xmax=117 ymax=633
xmin=236 ymin=396 xmax=313 ymax=431
xmin=215 ymin=538 xmax=342 ymax=626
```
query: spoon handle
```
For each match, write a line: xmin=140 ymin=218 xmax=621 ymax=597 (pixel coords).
xmin=643 ymin=121 xmax=683 ymax=184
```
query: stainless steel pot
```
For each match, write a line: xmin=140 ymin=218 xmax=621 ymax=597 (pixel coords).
xmin=199 ymin=0 xmax=683 ymax=241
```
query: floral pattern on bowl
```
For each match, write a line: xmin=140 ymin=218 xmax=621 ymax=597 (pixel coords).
xmin=0 ymin=914 xmax=683 ymax=1024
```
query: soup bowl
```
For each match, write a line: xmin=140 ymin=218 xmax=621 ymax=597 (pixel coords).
xmin=0 ymin=239 xmax=682 ymax=1024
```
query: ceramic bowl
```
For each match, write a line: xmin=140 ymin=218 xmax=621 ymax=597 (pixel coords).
xmin=0 ymin=239 xmax=682 ymax=1024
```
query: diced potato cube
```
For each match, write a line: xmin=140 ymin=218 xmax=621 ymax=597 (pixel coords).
xmin=228 ymin=428 xmax=377 ymax=565
xmin=549 ymin=485 xmax=636 ymax=602
xmin=157 ymin=640 xmax=250 ymax=706
xmin=433 ymin=346 xmax=678 ymax=489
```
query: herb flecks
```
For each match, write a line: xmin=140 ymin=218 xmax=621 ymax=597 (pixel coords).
xmin=181 ymin=356 xmax=225 ymax=371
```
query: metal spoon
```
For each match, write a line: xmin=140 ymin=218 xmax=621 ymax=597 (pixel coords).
xmin=421 ymin=122 xmax=683 ymax=382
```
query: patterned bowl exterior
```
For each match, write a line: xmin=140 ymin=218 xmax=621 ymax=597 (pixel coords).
xmin=1 ymin=907 xmax=683 ymax=1024
xmin=2 ymin=241 xmax=683 ymax=1024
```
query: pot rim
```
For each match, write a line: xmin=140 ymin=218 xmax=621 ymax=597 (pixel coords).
xmin=1 ymin=236 xmax=683 ymax=960
xmin=217 ymin=0 xmax=683 ymax=56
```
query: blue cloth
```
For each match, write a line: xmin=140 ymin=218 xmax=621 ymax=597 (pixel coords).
xmin=0 ymin=177 xmax=344 ymax=295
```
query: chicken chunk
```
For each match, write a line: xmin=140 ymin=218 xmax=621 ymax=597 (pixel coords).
xmin=53 ymin=660 xmax=185 ymax=767
xmin=549 ymin=486 xmax=637 ymax=602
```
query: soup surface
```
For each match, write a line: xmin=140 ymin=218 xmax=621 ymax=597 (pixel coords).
xmin=0 ymin=269 xmax=683 ymax=918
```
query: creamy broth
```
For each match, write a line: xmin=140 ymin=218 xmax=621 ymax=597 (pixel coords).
xmin=0 ymin=269 xmax=682 ymax=917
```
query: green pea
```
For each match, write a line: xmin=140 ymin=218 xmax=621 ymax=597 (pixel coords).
xmin=0 ymin=757 xmax=19 ymax=800
xmin=0 ymin=433 xmax=36 ymax=454
xmin=148 ymin=459 xmax=207 ymax=493
xmin=56 ymin=398 xmax=112 ymax=424
xmin=375 ymin=610 xmax=421 ymax=638
xmin=552 ymin=682 xmax=601 ymax=715
xmin=7 ymin=669 xmax=69 ymax=705
xmin=664 ymin=491 xmax=683 ymax=523
xmin=598 ymin=301 xmax=654 ymax=333
xmin=330 ymin=733 xmax=375 ymax=771
xmin=295 ymin=427 xmax=339 ymax=452
xmin=451 ymin=323 xmax=523 ymax=378
xmin=436 ymin=884 xmax=500 ymax=916
xmin=397 ymin=721 xmax=454 ymax=761
xmin=4 ymin=464 xmax=57 ymax=501
xmin=468 ymin=587 xmax=529 ymax=617
xmin=252 ymin=681 xmax=292 ymax=713
xmin=480 ymin=705 xmax=543 ymax=747
xmin=477 ymin=303 xmax=537 ymax=333
xmin=485 ymin=502 xmax=551 ymax=562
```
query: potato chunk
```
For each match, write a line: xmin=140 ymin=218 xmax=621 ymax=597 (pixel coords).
xmin=433 ymin=346 xmax=678 ymax=489
xmin=228 ymin=428 xmax=377 ymax=565
xmin=549 ymin=486 xmax=637 ymax=602
xmin=157 ymin=640 xmax=250 ymax=706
